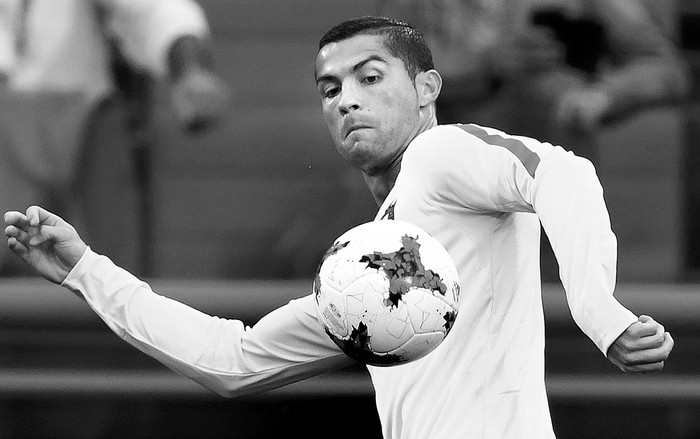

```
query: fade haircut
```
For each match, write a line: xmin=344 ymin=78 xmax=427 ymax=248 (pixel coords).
xmin=318 ymin=16 xmax=434 ymax=79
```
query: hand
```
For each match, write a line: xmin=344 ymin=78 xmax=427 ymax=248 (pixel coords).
xmin=170 ymin=66 xmax=231 ymax=133
xmin=607 ymin=315 xmax=674 ymax=373
xmin=555 ymin=87 xmax=612 ymax=133
xmin=4 ymin=206 xmax=87 ymax=284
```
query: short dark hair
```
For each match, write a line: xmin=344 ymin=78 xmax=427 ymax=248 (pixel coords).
xmin=318 ymin=16 xmax=434 ymax=79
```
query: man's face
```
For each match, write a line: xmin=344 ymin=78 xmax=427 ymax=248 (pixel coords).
xmin=315 ymin=34 xmax=422 ymax=175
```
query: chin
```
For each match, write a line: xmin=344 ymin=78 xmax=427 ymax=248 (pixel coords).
xmin=344 ymin=150 xmax=374 ymax=170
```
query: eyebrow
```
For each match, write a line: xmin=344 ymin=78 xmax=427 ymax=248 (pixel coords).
xmin=315 ymin=54 xmax=388 ymax=85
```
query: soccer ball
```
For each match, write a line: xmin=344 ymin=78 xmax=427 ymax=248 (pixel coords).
xmin=313 ymin=220 xmax=460 ymax=366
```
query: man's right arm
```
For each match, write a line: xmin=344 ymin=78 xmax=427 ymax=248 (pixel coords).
xmin=5 ymin=206 xmax=353 ymax=397
xmin=62 ymin=248 xmax=354 ymax=397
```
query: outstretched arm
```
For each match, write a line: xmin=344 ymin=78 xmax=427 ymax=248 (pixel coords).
xmin=62 ymin=250 xmax=352 ymax=397
xmin=4 ymin=206 xmax=352 ymax=397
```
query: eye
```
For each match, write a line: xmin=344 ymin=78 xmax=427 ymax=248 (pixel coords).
xmin=363 ymin=75 xmax=379 ymax=85
xmin=322 ymin=85 xmax=340 ymax=99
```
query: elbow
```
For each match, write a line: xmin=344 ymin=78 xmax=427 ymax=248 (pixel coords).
xmin=190 ymin=373 xmax=266 ymax=399
xmin=208 ymin=383 xmax=252 ymax=399
xmin=187 ymin=368 xmax=292 ymax=399
xmin=197 ymin=375 xmax=242 ymax=398
xmin=177 ymin=373 xmax=256 ymax=399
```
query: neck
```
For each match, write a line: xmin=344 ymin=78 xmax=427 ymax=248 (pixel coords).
xmin=363 ymin=115 xmax=438 ymax=206
xmin=363 ymin=164 xmax=400 ymax=206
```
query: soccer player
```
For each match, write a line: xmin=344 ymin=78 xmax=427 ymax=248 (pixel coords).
xmin=4 ymin=16 xmax=673 ymax=438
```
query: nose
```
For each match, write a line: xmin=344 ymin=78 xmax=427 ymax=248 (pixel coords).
xmin=338 ymin=82 xmax=361 ymax=116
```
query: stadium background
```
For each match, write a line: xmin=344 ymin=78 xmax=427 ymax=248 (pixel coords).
xmin=1 ymin=1 xmax=699 ymax=437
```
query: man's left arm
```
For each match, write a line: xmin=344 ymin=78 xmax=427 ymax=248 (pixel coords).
xmin=404 ymin=125 xmax=675 ymax=372
xmin=528 ymin=142 xmax=674 ymax=371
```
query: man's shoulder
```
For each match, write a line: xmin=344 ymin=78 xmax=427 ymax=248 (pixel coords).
xmin=401 ymin=124 xmax=490 ymax=175
xmin=407 ymin=123 xmax=503 ymax=157
xmin=409 ymin=124 xmax=466 ymax=151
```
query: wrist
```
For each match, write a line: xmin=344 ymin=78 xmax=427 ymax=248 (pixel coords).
xmin=59 ymin=243 xmax=89 ymax=285
xmin=59 ymin=243 xmax=94 ymax=286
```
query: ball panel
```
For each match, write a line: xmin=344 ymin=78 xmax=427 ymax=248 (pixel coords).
xmin=314 ymin=269 xmax=387 ymax=338
xmin=387 ymin=330 xmax=447 ymax=362
xmin=403 ymin=288 xmax=455 ymax=334
xmin=370 ymin=301 xmax=412 ymax=353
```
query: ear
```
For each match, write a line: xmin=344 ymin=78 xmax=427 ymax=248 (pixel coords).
xmin=415 ymin=69 xmax=442 ymax=107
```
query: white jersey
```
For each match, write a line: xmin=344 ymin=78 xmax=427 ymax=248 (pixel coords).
xmin=62 ymin=124 xmax=637 ymax=438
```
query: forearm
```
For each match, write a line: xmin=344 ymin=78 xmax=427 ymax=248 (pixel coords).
xmin=61 ymin=249 xmax=352 ymax=397
xmin=532 ymin=153 xmax=637 ymax=353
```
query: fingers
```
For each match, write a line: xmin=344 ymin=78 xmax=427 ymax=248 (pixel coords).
xmin=632 ymin=318 xmax=666 ymax=350
xmin=31 ymin=224 xmax=72 ymax=245
xmin=4 ymin=206 xmax=61 ymax=229
xmin=610 ymin=315 xmax=675 ymax=373
xmin=26 ymin=205 xmax=64 ymax=227
xmin=5 ymin=212 xmax=33 ymax=250
xmin=662 ymin=331 xmax=675 ymax=355
xmin=617 ymin=333 xmax=675 ymax=373
xmin=6 ymin=222 xmax=71 ymax=248
xmin=5 ymin=206 xmax=71 ymax=247
xmin=4 ymin=210 xmax=28 ymax=228
xmin=626 ymin=315 xmax=664 ymax=340
xmin=638 ymin=314 xmax=653 ymax=323
xmin=5 ymin=222 xmax=43 ymax=248
xmin=26 ymin=205 xmax=41 ymax=227
xmin=5 ymin=224 xmax=30 ymax=242
xmin=6 ymin=235 xmax=29 ymax=257
xmin=619 ymin=332 xmax=675 ymax=368
xmin=623 ymin=360 xmax=666 ymax=374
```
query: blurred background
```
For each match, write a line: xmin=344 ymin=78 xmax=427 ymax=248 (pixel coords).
xmin=0 ymin=0 xmax=699 ymax=437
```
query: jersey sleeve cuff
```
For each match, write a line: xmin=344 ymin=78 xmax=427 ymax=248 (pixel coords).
xmin=61 ymin=246 xmax=109 ymax=298
xmin=597 ymin=305 xmax=638 ymax=357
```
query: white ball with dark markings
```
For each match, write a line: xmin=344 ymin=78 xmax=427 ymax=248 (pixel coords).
xmin=313 ymin=220 xmax=460 ymax=366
